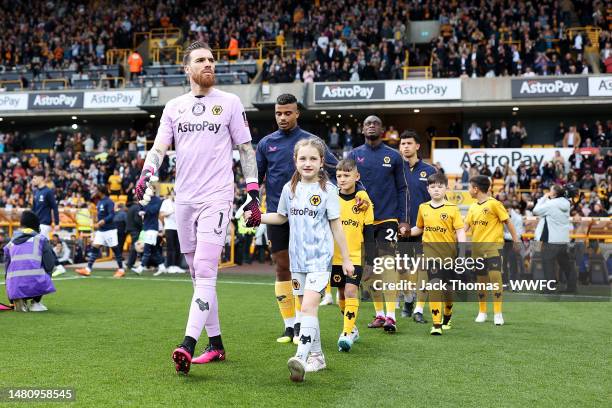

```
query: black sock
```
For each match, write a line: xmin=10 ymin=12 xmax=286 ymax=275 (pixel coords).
xmin=209 ymin=335 xmax=224 ymax=350
xmin=181 ymin=336 xmax=197 ymax=356
xmin=33 ymin=296 xmax=42 ymax=303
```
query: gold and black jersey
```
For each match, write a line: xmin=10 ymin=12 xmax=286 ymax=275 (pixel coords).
xmin=416 ymin=201 xmax=464 ymax=259
xmin=333 ymin=190 xmax=374 ymax=266
xmin=466 ymin=197 xmax=509 ymax=258
xmin=416 ymin=201 xmax=464 ymax=243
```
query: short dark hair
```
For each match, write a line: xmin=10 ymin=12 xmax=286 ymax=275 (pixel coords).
xmin=336 ymin=159 xmax=358 ymax=173
xmin=183 ymin=41 xmax=213 ymax=66
xmin=34 ymin=170 xmax=45 ymax=178
xmin=20 ymin=210 xmax=40 ymax=232
xmin=400 ymin=129 xmax=421 ymax=144
xmin=276 ymin=93 xmax=298 ymax=105
xmin=470 ymin=175 xmax=491 ymax=193
xmin=97 ymin=184 xmax=108 ymax=196
xmin=427 ymin=172 xmax=448 ymax=186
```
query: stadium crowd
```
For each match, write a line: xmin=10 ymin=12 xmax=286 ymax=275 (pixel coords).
xmin=1 ymin=1 xmax=609 ymax=84
xmin=263 ymin=0 xmax=611 ymax=82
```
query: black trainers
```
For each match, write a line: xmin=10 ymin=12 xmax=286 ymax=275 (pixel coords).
xmin=401 ymin=301 xmax=414 ymax=318
xmin=413 ymin=312 xmax=427 ymax=324
xmin=292 ymin=323 xmax=301 ymax=345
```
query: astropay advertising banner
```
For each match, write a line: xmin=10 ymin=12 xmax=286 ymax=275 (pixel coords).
xmin=385 ymin=79 xmax=461 ymax=100
xmin=0 ymin=93 xmax=28 ymax=111
xmin=433 ymin=148 xmax=574 ymax=174
xmin=588 ymin=76 xmax=612 ymax=96
xmin=83 ymin=90 xmax=142 ymax=108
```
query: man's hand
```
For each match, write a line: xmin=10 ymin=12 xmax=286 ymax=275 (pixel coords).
xmin=355 ymin=196 xmax=370 ymax=213
xmin=513 ymin=241 xmax=522 ymax=253
xmin=342 ymin=259 xmax=355 ymax=278
xmin=236 ymin=190 xmax=261 ymax=227
xmin=135 ymin=166 xmax=157 ymax=205
xmin=398 ymin=222 xmax=410 ymax=238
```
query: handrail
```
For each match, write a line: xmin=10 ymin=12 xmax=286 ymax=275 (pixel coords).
xmin=42 ymin=78 xmax=68 ymax=89
xmin=150 ymin=27 xmax=181 ymax=39
xmin=151 ymin=45 xmax=183 ymax=65
xmin=402 ymin=65 xmax=432 ymax=79
xmin=431 ymin=137 xmax=462 ymax=151
xmin=0 ymin=80 xmax=23 ymax=90
xmin=133 ymin=31 xmax=151 ymax=50
xmin=500 ymin=39 xmax=522 ymax=51
xmin=105 ymin=49 xmax=131 ymax=66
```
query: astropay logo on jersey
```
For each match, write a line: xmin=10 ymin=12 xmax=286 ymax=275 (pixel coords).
xmin=177 ymin=121 xmax=221 ymax=134
xmin=314 ymin=82 xmax=385 ymax=103
xmin=28 ymin=92 xmax=84 ymax=109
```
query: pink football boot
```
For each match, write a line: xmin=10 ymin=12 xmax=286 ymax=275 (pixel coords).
xmin=172 ymin=346 xmax=192 ymax=375
xmin=192 ymin=345 xmax=226 ymax=364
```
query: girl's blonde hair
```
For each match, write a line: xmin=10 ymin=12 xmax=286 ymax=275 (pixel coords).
xmin=290 ymin=137 xmax=329 ymax=194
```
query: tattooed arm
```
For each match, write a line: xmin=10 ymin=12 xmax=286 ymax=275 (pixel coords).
xmin=143 ymin=140 xmax=170 ymax=175
xmin=135 ymin=139 xmax=170 ymax=203
xmin=237 ymin=142 xmax=258 ymax=185
xmin=236 ymin=141 xmax=261 ymax=227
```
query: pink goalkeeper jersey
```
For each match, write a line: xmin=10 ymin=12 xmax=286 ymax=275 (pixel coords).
xmin=156 ymin=89 xmax=252 ymax=204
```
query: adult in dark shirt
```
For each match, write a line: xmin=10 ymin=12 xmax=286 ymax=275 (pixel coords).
xmin=125 ymin=200 xmax=144 ymax=270
xmin=75 ymin=185 xmax=124 ymax=277
xmin=256 ymin=93 xmax=339 ymax=343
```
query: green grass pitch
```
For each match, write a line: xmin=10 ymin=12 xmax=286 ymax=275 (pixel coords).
xmin=1 ymin=270 xmax=610 ymax=407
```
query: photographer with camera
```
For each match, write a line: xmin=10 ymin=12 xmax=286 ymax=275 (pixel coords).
xmin=533 ymin=184 xmax=576 ymax=293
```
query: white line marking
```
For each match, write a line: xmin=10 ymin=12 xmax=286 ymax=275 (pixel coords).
xmin=87 ymin=275 xmax=275 ymax=286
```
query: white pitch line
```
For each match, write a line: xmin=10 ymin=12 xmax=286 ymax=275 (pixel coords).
xmin=87 ymin=275 xmax=275 ymax=286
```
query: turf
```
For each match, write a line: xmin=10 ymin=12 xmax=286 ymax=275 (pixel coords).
xmin=1 ymin=270 xmax=610 ymax=407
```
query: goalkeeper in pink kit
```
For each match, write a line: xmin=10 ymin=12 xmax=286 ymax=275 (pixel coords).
xmin=134 ymin=41 xmax=261 ymax=375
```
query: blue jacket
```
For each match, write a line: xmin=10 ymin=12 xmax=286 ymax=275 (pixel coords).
xmin=348 ymin=143 xmax=408 ymax=222
xmin=143 ymin=196 xmax=162 ymax=231
xmin=96 ymin=196 xmax=116 ymax=231
xmin=256 ymin=126 xmax=338 ymax=212
xmin=404 ymin=159 xmax=438 ymax=226
xmin=32 ymin=187 xmax=59 ymax=226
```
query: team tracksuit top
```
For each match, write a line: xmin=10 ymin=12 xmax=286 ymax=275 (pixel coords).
xmin=96 ymin=196 xmax=116 ymax=231
xmin=348 ymin=142 xmax=408 ymax=223
xmin=404 ymin=158 xmax=438 ymax=226
xmin=32 ymin=186 xmax=59 ymax=226
xmin=256 ymin=126 xmax=338 ymax=212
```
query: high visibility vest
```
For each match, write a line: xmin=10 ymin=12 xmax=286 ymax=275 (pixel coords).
xmin=4 ymin=233 xmax=55 ymax=300
xmin=129 ymin=53 xmax=143 ymax=73
xmin=76 ymin=209 xmax=92 ymax=232
xmin=237 ymin=217 xmax=256 ymax=235
xmin=228 ymin=38 xmax=239 ymax=57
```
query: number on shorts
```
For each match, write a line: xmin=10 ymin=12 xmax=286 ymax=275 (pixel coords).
xmin=218 ymin=212 xmax=224 ymax=228
xmin=385 ymin=228 xmax=397 ymax=242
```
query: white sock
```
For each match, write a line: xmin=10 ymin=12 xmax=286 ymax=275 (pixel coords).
xmin=386 ymin=310 xmax=396 ymax=320
xmin=375 ymin=310 xmax=385 ymax=318
xmin=310 ymin=325 xmax=322 ymax=354
xmin=414 ymin=305 xmax=424 ymax=315
xmin=283 ymin=317 xmax=295 ymax=328
xmin=295 ymin=315 xmax=318 ymax=362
